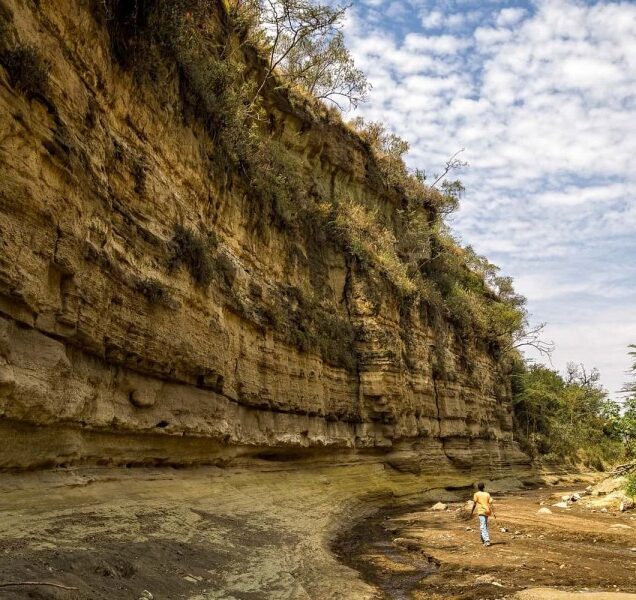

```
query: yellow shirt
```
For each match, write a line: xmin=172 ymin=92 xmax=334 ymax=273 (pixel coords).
xmin=473 ymin=491 xmax=492 ymax=516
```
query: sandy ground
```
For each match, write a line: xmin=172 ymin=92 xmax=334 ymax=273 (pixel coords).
xmin=0 ymin=463 xmax=534 ymax=600
xmin=335 ymin=486 xmax=636 ymax=600
xmin=0 ymin=466 xmax=625 ymax=600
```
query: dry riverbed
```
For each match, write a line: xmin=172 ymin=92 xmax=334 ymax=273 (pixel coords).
xmin=0 ymin=466 xmax=631 ymax=600
xmin=335 ymin=487 xmax=636 ymax=600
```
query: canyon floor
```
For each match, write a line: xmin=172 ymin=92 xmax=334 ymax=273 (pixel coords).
xmin=336 ymin=486 xmax=636 ymax=600
xmin=0 ymin=467 xmax=633 ymax=599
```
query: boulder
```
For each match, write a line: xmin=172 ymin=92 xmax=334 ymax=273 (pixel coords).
xmin=431 ymin=502 xmax=448 ymax=511
xmin=537 ymin=507 xmax=553 ymax=515
xmin=619 ymin=499 xmax=634 ymax=512
xmin=552 ymin=502 xmax=569 ymax=509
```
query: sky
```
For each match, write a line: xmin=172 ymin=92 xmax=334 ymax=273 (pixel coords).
xmin=340 ymin=0 xmax=636 ymax=399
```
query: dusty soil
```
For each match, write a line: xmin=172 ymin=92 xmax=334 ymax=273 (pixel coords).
xmin=335 ymin=487 xmax=636 ymax=600
xmin=0 ymin=464 xmax=521 ymax=599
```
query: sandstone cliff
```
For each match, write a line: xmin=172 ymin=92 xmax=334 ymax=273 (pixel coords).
xmin=0 ymin=0 xmax=527 ymax=473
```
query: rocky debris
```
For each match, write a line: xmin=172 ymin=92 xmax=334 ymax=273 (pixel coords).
xmin=619 ymin=499 xmax=634 ymax=512
xmin=537 ymin=507 xmax=553 ymax=515
xmin=553 ymin=502 xmax=570 ymax=509
xmin=590 ymin=477 xmax=626 ymax=497
xmin=501 ymin=527 xmax=509 ymax=532
xmin=611 ymin=462 xmax=636 ymax=477
xmin=431 ymin=502 xmax=448 ymax=511
xmin=393 ymin=537 xmax=424 ymax=551
xmin=138 ymin=592 xmax=153 ymax=600
xmin=474 ymin=574 xmax=504 ymax=587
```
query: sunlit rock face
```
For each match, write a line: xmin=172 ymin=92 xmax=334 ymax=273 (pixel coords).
xmin=0 ymin=0 xmax=527 ymax=472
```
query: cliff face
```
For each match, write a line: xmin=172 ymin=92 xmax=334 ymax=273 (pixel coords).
xmin=0 ymin=0 xmax=526 ymax=472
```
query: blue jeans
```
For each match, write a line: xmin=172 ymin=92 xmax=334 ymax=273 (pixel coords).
xmin=479 ymin=515 xmax=490 ymax=543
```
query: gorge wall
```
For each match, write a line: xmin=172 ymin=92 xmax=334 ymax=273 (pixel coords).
xmin=0 ymin=0 xmax=528 ymax=473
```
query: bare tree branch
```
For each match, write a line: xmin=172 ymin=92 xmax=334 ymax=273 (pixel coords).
xmin=511 ymin=323 xmax=555 ymax=358
xmin=0 ymin=582 xmax=79 ymax=590
xmin=431 ymin=148 xmax=468 ymax=188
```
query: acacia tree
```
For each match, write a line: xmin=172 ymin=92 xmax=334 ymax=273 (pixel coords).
xmin=242 ymin=0 xmax=370 ymax=109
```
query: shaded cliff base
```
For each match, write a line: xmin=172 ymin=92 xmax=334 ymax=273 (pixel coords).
xmin=0 ymin=463 xmax=596 ymax=600
xmin=0 ymin=309 xmax=525 ymax=472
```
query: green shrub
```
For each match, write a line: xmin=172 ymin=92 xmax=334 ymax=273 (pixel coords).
xmin=168 ymin=225 xmax=214 ymax=287
xmin=135 ymin=277 xmax=173 ymax=306
xmin=512 ymin=361 xmax=625 ymax=466
xmin=625 ymin=473 xmax=636 ymax=499
xmin=2 ymin=44 xmax=50 ymax=99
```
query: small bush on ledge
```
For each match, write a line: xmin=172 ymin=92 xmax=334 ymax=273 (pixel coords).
xmin=168 ymin=225 xmax=214 ymax=287
xmin=135 ymin=277 xmax=174 ymax=307
xmin=1 ymin=44 xmax=50 ymax=100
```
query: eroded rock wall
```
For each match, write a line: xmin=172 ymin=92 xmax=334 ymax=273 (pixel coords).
xmin=0 ymin=0 xmax=527 ymax=471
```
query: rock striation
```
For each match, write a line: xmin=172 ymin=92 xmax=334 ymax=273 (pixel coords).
xmin=0 ymin=0 xmax=528 ymax=473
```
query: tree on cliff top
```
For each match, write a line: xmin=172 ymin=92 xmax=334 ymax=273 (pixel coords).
xmin=238 ymin=0 xmax=370 ymax=109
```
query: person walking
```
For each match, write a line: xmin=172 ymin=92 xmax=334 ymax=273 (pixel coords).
xmin=470 ymin=481 xmax=495 ymax=546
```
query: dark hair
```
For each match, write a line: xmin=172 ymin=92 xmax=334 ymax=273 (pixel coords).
xmin=477 ymin=482 xmax=485 ymax=491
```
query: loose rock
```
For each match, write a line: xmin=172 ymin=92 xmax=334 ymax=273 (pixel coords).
xmin=537 ymin=507 xmax=553 ymax=515
xmin=475 ymin=574 xmax=496 ymax=584
xmin=431 ymin=502 xmax=448 ymax=511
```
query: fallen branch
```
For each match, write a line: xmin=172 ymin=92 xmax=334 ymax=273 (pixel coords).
xmin=0 ymin=581 xmax=79 ymax=590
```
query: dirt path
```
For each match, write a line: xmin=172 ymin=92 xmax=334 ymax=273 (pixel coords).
xmin=334 ymin=487 xmax=636 ymax=600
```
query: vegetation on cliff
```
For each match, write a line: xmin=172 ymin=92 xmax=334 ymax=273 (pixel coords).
xmin=98 ymin=0 xmax=531 ymax=373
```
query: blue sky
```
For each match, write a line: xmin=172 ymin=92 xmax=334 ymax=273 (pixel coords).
xmin=342 ymin=0 xmax=636 ymax=397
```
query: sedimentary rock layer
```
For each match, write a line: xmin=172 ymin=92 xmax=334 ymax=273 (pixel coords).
xmin=0 ymin=0 xmax=527 ymax=471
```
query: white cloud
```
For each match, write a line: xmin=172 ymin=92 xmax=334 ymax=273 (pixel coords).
xmin=421 ymin=9 xmax=443 ymax=28
xmin=345 ymin=0 xmax=636 ymax=398
xmin=496 ymin=7 xmax=528 ymax=27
